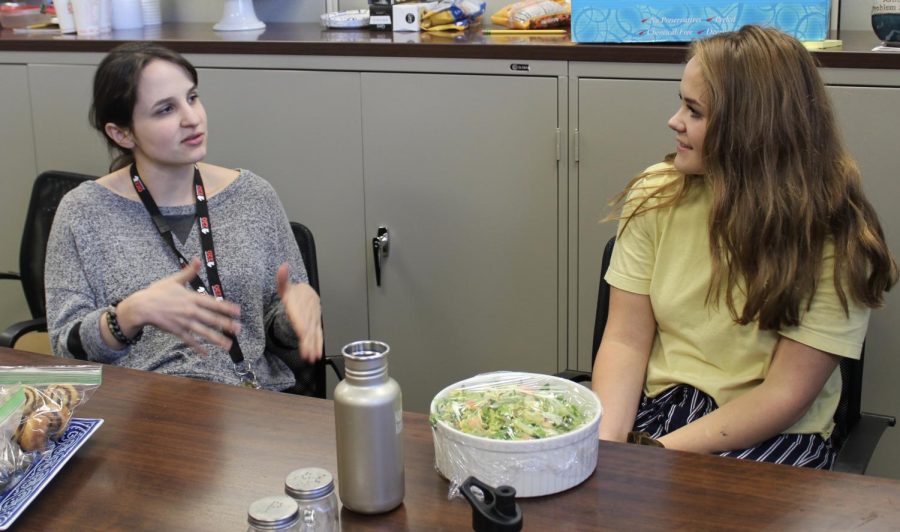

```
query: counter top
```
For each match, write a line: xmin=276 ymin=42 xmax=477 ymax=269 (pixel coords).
xmin=1 ymin=23 xmax=898 ymax=69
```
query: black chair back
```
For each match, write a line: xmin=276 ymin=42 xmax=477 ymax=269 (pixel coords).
xmin=290 ymin=222 xmax=320 ymax=295
xmin=270 ymin=222 xmax=326 ymax=397
xmin=831 ymin=348 xmax=865 ymax=452
xmin=591 ymin=236 xmax=617 ymax=356
xmin=20 ymin=171 xmax=95 ymax=319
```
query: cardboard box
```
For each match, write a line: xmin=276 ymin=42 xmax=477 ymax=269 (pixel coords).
xmin=571 ymin=0 xmax=831 ymax=43
xmin=392 ymin=2 xmax=437 ymax=32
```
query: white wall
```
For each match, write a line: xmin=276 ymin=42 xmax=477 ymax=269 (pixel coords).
xmin=841 ymin=1 xmax=874 ymax=32
xmin=161 ymin=0 xmax=325 ymax=24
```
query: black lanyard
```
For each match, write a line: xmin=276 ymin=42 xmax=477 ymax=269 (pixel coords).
xmin=129 ymin=164 xmax=259 ymax=388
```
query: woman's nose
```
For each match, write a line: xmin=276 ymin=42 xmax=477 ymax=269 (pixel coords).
xmin=181 ymin=105 xmax=201 ymax=126
xmin=667 ymin=112 xmax=683 ymax=132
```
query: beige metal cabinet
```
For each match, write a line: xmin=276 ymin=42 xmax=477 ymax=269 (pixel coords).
xmin=28 ymin=64 xmax=108 ymax=175
xmin=574 ymin=76 xmax=680 ymax=371
xmin=197 ymin=68 xmax=368 ymax=359
xmin=361 ymin=72 xmax=562 ymax=412
xmin=828 ymin=84 xmax=900 ymax=479
xmin=0 ymin=65 xmax=38 ymax=328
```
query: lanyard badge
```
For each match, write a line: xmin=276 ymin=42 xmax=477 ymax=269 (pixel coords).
xmin=234 ymin=360 xmax=261 ymax=389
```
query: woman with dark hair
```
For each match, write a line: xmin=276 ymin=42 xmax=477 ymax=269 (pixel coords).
xmin=592 ymin=25 xmax=897 ymax=467
xmin=45 ymin=42 xmax=323 ymax=391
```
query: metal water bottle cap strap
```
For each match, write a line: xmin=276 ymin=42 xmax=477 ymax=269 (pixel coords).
xmin=234 ymin=360 xmax=260 ymax=389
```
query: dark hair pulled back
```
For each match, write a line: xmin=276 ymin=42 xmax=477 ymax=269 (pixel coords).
xmin=89 ymin=42 xmax=198 ymax=171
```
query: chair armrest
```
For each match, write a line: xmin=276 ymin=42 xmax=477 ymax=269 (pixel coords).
xmin=0 ymin=271 xmax=21 ymax=281
xmin=325 ymin=354 xmax=345 ymax=381
xmin=833 ymin=412 xmax=896 ymax=474
xmin=0 ymin=317 xmax=48 ymax=348
xmin=554 ymin=369 xmax=592 ymax=383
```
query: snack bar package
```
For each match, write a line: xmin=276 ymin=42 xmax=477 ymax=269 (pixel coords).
xmin=491 ymin=0 xmax=570 ymax=30
xmin=421 ymin=0 xmax=486 ymax=31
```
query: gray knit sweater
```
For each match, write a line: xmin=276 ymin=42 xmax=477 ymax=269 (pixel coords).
xmin=45 ymin=169 xmax=307 ymax=391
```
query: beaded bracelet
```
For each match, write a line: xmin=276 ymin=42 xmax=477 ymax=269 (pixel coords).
xmin=106 ymin=303 xmax=143 ymax=346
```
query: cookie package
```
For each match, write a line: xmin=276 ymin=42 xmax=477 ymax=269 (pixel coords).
xmin=0 ymin=364 xmax=102 ymax=490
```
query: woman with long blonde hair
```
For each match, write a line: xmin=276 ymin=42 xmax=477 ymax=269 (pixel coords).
xmin=592 ymin=25 xmax=897 ymax=467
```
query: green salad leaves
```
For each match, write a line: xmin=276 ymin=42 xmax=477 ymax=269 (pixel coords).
xmin=431 ymin=383 xmax=591 ymax=440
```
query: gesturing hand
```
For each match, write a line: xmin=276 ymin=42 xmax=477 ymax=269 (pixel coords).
xmin=276 ymin=263 xmax=323 ymax=363
xmin=115 ymin=258 xmax=242 ymax=356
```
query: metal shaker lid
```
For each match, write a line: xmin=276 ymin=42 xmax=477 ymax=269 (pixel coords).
xmin=285 ymin=467 xmax=335 ymax=500
xmin=247 ymin=496 xmax=299 ymax=529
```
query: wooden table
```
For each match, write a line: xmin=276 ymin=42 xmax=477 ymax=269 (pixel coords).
xmin=2 ymin=347 xmax=900 ymax=531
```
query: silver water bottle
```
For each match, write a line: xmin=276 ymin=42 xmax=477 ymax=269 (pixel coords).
xmin=334 ymin=340 xmax=404 ymax=514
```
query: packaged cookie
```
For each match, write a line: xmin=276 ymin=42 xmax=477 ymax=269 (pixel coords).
xmin=0 ymin=365 xmax=102 ymax=455
xmin=0 ymin=386 xmax=26 ymax=493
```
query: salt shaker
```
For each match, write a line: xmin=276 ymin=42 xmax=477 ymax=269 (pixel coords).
xmin=247 ymin=495 xmax=301 ymax=532
xmin=334 ymin=340 xmax=404 ymax=513
xmin=284 ymin=467 xmax=340 ymax=532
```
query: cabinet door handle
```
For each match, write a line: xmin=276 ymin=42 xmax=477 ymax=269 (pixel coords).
xmin=372 ymin=225 xmax=390 ymax=287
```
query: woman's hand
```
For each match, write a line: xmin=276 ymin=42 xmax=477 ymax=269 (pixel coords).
xmin=109 ymin=258 xmax=242 ymax=355
xmin=276 ymin=263 xmax=324 ymax=363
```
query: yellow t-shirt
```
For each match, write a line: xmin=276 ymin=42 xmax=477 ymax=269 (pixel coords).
xmin=604 ymin=163 xmax=870 ymax=439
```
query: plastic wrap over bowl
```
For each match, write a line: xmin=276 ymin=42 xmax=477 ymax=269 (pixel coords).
xmin=430 ymin=371 xmax=602 ymax=497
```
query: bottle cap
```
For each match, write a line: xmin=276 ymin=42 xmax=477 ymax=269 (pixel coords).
xmin=285 ymin=467 xmax=335 ymax=500
xmin=460 ymin=476 xmax=523 ymax=532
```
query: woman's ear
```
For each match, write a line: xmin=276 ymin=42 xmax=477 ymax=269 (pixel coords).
xmin=105 ymin=123 xmax=135 ymax=149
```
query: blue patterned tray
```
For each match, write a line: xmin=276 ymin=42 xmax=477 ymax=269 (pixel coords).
xmin=0 ymin=418 xmax=103 ymax=530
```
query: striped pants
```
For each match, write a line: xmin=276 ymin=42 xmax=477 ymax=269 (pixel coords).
xmin=633 ymin=385 xmax=835 ymax=469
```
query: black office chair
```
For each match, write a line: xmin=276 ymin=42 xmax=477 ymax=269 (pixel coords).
xmin=267 ymin=222 xmax=344 ymax=397
xmin=0 ymin=170 xmax=96 ymax=351
xmin=559 ymin=236 xmax=895 ymax=474
xmin=555 ymin=236 xmax=615 ymax=384
xmin=830 ymin=345 xmax=896 ymax=473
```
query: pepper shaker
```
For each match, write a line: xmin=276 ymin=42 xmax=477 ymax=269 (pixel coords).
xmin=247 ymin=495 xmax=301 ymax=531
xmin=284 ymin=467 xmax=340 ymax=531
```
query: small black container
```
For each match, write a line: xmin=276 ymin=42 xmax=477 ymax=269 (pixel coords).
xmin=872 ymin=13 xmax=900 ymax=44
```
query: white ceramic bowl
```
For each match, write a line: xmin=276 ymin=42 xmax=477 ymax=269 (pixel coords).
xmin=430 ymin=371 xmax=602 ymax=497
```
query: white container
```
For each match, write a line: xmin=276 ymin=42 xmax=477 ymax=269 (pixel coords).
xmin=139 ymin=0 xmax=160 ymax=26
xmin=55 ymin=0 xmax=77 ymax=33
xmin=72 ymin=0 xmax=101 ymax=35
xmin=111 ymin=0 xmax=142 ymax=29
xmin=214 ymin=0 xmax=265 ymax=31
xmin=430 ymin=371 xmax=602 ymax=498
xmin=99 ymin=0 xmax=111 ymax=32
